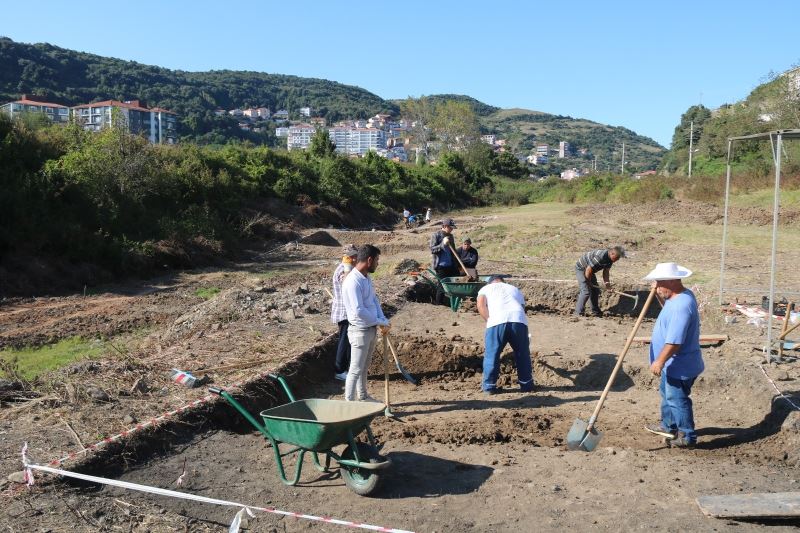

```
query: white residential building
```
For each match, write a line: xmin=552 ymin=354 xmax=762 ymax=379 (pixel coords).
xmin=257 ymin=107 xmax=271 ymax=119
xmin=275 ymin=127 xmax=289 ymax=137
xmin=327 ymin=127 xmax=387 ymax=156
xmin=558 ymin=141 xmax=572 ymax=158
xmin=481 ymin=134 xmax=496 ymax=145
xmin=0 ymin=95 xmax=70 ymax=123
xmin=560 ymin=168 xmax=582 ymax=180
xmin=287 ymin=124 xmax=316 ymax=150
xmin=71 ymin=99 xmax=178 ymax=144
xmin=274 ymin=109 xmax=289 ymax=122
xmin=299 ymin=106 xmax=312 ymax=117
xmin=527 ymin=154 xmax=548 ymax=165
xmin=228 ymin=108 xmax=243 ymax=117
xmin=536 ymin=144 xmax=549 ymax=156
xmin=243 ymin=107 xmax=270 ymax=119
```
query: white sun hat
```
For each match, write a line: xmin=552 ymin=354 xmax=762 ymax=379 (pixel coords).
xmin=644 ymin=262 xmax=693 ymax=281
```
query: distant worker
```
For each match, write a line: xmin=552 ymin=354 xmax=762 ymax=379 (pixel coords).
xmin=425 ymin=208 xmax=432 ymax=223
xmin=330 ymin=244 xmax=358 ymax=381
xmin=458 ymin=237 xmax=479 ymax=271
xmin=342 ymin=244 xmax=391 ymax=402
xmin=402 ymin=207 xmax=411 ymax=227
xmin=477 ymin=276 xmax=534 ymax=394
xmin=643 ymin=262 xmax=703 ymax=448
xmin=574 ymin=245 xmax=626 ymax=317
xmin=429 ymin=218 xmax=459 ymax=304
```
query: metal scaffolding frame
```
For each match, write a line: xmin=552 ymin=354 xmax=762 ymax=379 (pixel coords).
xmin=719 ymin=129 xmax=800 ymax=359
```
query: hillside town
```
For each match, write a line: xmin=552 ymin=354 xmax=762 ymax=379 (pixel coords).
xmin=2 ymin=94 xmax=604 ymax=179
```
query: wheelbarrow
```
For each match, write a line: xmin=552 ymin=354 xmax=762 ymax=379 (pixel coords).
xmin=421 ymin=268 xmax=491 ymax=312
xmin=210 ymin=374 xmax=390 ymax=496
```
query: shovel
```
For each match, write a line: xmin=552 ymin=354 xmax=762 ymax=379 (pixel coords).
xmin=386 ymin=335 xmax=418 ymax=385
xmin=566 ymin=286 xmax=657 ymax=451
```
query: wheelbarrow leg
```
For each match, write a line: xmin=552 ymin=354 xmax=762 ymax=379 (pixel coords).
xmin=450 ymin=296 xmax=461 ymax=312
xmin=269 ymin=436 xmax=306 ymax=485
xmin=311 ymin=452 xmax=331 ymax=472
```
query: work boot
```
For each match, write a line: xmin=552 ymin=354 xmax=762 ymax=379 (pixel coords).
xmin=668 ymin=432 xmax=696 ymax=449
xmin=483 ymin=387 xmax=504 ymax=395
xmin=644 ymin=423 xmax=677 ymax=439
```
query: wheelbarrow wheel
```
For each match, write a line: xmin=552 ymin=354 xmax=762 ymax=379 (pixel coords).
xmin=340 ymin=443 xmax=384 ymax=496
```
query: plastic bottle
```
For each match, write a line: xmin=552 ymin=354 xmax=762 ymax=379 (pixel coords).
xmin=170 ymin=369 xmax=197 ymax=388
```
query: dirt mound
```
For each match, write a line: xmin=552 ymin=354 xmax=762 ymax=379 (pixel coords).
xmin=376 ymin=409 xmax=564 ymax=447
xmin=393 ymin=258 xmax=421 ymax=274
xmin=300 ymin=230 xmax=341 ymax=246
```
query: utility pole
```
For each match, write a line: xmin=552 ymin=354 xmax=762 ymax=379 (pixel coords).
xmin=688 ymin=120 xmax=694 ymax=178
xmin=620 ymin=142 xmax=625 ymax=175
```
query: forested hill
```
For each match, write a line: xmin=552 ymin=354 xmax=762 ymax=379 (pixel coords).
xmin=0 ymin=37 xmax=396 ymax=143
xmin=1 ymin=36 xmax=664 ymax=165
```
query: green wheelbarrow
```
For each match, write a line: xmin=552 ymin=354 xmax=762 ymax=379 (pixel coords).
xmin=421 ymin=268 xmax=492 ymax=312
xmin=210 ymin=374 xmax=390 ymax=496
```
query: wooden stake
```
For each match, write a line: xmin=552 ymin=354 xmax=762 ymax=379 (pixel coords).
xmin=383 ymin=333 xmax=391 ymax=416
xmin=779 ymin=302 xmax=794 ymax=358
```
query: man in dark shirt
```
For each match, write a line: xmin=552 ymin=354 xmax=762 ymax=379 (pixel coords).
xmin=458 ymin=237 xmax=479 ymax=271
xmin=430 ymin=218 xmax=460 ymax=304
xmin=574 ymin=246 xmax=625 ymax=317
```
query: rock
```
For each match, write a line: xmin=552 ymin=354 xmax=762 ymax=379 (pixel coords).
xmin=130 ymin=377 xmax=149 ymax=394
xmin=782 ymin=411 xmax=800 ymax=433
xmin=551 ymin=484 xmax=562 ymax=492
xmin=303 ymin=305 xmax=318 ymax=315
xmin=123 ymin=414 xmax=137 ymax=425
xmin=253 ymin=285 xmax=276 ymax=294
xmin=7 ymin=471 xmax=27 ymax=484
xmin=295 ymin=284 xmax=309 ymax=295
xmin=86 ymin=386 xmax=111 ymax=402
xmin=777 ymin=371 xmax=792 ymax=381
xmin=281 ymin=308 xmax=297 ymax=321
xmin=451 ymin=334 xmax=463 ymax=341
xmin=0 ymin=379 xmax=23 ymax=393
xmin=393 ymin=258 xmax=421 ymax=275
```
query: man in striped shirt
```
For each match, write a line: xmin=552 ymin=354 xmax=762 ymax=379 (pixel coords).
xmin=331 ymin=244 xmax=359 ymax=381
xmin=574 ymin=246 xmax=625 ymax=317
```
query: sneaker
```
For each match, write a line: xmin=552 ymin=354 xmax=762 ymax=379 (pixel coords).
xmin=645 ymin=423 xmax=677 ymax=439
xmin=668 ymin=432 xmax=696 ymax=449
xmin=358 ymin=394 xmax=382 ymax=403
xmin=334 ymin=372 xmax=348 ymax=381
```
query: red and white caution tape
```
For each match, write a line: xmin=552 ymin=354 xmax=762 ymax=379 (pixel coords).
xmin=22 ymin=453 xmax=414 ymax=533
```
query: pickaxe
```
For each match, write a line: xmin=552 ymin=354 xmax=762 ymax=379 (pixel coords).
xmin=594 ymin=284 xmax=639 ymax=310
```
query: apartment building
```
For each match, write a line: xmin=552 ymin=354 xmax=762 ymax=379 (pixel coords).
xmin=327 ymin=127 xmax=387 ymax=156
xmin=72 ymin=100 xmax=178 ymax=144
xmin=558 ymin=141 xmax=572 ymax=158
xmin=299 ymin=106 xmax=312 ymax=117
xmin=287 ymin=124 xmax=316 ymax=150
xmin=243 ymin=107 xmax=271 ymax=119
xmin=536 ymin=144 xmax=549 ymax=156
xmin=0 ymin=95 xmax=69 ymax=123
xmin=273 ymin=109 xmax=289 ymax=122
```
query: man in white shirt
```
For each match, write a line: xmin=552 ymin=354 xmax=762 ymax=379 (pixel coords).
xmin=476 ymin=276 xmax=534 ymax=394
xmin=342 ymin=244 xmax=391 ymax=401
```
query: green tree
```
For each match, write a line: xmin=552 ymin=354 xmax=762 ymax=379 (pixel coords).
xmin=309 ymin=128 xmax=336 ymax=158
xmin=432 ymin=100 xmax=480 ymax=152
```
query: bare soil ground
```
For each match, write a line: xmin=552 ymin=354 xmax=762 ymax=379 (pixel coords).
xmin=3 ymin=200 xmax=800 ymax=532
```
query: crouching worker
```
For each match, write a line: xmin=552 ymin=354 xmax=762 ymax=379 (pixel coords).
xmin=643 ymin=262 xmax=703 ymax=448
xmin=477 ymin=276 xmax=534 ymax=394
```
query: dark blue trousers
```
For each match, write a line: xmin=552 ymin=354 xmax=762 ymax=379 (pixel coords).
xmin=335 ymin=319 xmax=351 ymax=374
xmin=482 ymin=322 xmax=534 ymax=392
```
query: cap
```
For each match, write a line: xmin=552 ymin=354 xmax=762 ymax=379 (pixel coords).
xmin=442 ymin=218 xmax=457 ymax=228
xmin=342 ymin=244 xmax=358 ymax=257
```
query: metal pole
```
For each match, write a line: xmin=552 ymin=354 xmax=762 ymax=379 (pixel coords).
xmin=767 ymin=133 xmax=782 ymax=360
xmin=719 ymin=139 xmax=733 ymax=306
xmin=688 ymin=121 xmax=694 ymax=178
xmin=621 ymin=142 xmax=625 ymax=175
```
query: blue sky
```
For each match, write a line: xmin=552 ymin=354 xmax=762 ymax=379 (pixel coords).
xmin=3 ymin=0 xmax=799 ymax=147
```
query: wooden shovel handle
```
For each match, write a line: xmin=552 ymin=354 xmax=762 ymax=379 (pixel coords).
xmin=383 ymin=333 xmax=390 ymax=409
xmin=448 ymin=242 xmax=475 ymax=281
xmin=587 ymin=286 xmax=657 ymax=429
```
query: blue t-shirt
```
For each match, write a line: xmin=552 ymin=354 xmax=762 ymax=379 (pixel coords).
xmin=649 ymin=290 xmax=704 ymax=379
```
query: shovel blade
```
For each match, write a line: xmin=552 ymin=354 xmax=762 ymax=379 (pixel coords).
xmin=566 ymin=418 xmax=603 ymax=452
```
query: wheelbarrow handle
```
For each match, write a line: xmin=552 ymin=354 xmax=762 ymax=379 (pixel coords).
xmin=269 ymin=374 xmax=297 ymax=402
xmin=208 ymin=387 xmax=223 ymax=395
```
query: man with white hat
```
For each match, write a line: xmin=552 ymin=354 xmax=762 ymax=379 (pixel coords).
xmin=643 ymin=262 xmax=704 ymax=448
